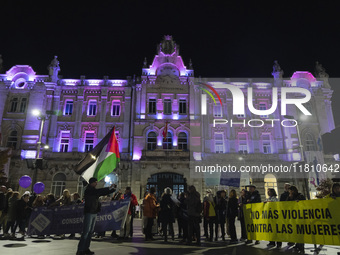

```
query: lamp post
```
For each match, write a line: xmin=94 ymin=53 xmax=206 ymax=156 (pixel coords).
xmin=284 ymin=115 xmax=310 ymax=199
xmin=31 ymin=109 xmax=58 ymax=191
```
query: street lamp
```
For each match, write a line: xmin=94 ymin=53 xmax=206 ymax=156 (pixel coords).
xmin=284 ymin=115 xmax=310 ymax=200
xmin=30 ymin=109 xmax=59 ymax=191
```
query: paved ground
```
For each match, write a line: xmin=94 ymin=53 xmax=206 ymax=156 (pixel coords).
xmin=1 ymin=219 xmax=339 ymax=255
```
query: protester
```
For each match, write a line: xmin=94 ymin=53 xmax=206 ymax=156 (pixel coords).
xmin=280 ymin=183 xmax=291 ymax=201
xmin=119 ymin=187 xmax=138 ymax=239
xmin=32 ymin=195 xmax=45 ymax=208
xmin=54 ymin=189 xmax=72 ymax=207
xmin=238 ymin=189 xmax=248 ymax=242
xmin=44 ymin=193 xmax=56 ymax=208
xmin=203 ymin=191 xmax=215 ymax=242
xmin=186 ymin=185 xmax=201 ymax=245
xmin=2 ymin=190 xmax=13 ymax=237
xmin=159 ymin=187 xmax=175 ymax=242
xmin=227 ymin=189 xmax=238 ymax=244
xmin=287 ymin=185 xmax=305 ymax=253
xmin=265 ymin=188 xmax=279 ymax=248
xmin=177 ymin=192 xmax=188 ymax=242
xmin=15 ymin=191 xmax=31 ymax=237
xmin=5 ymin=191 xmax=20 ymax=238
xmin=215 ymin=190 xmax=227 ymax=241
xmin=76 ymin=177 xmax=116 ymax=255
xmin=330 ymin=183 xmax=340 ymax=198
xmin=202 ymin=189 xmax=212 ymax=239
xmin=0 ymin=185 xmax=7 ymax=235
xmin=143 ymin=187 xmax=159 ymax=241
xmin=246 ymin=185 xmax=261 ymax=245
xmin=72 ymin=193 xmax=83 ymax=204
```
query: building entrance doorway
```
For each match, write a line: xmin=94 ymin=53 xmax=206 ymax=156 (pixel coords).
xmin=146 ymin=172 xmax=187 ymax=198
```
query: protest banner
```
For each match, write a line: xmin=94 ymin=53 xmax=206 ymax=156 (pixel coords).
xmin=27 ymin=199 xmax=130 ymax=236
xmin=244 ymin=197 xmax=340 ymax=245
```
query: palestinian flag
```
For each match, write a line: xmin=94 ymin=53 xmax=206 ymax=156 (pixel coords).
xmin=74 ymin=126 xmax=120 ymax=182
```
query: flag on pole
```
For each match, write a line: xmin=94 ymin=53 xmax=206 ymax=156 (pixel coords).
xmin=74 ymin=126 xmax=120 ymax=182
xmin=162 ymin=121 xmax=168 ymax=141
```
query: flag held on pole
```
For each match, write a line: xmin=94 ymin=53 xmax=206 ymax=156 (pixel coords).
xmin=74 ymin=126 xmax=120 ymax=182
xmin=162 ymin=121 xmax=168 ymax=141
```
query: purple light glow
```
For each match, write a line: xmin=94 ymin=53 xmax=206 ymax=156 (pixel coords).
xmin=21 ymin=150 xmax=37 ymax=159
xmin=133 ymin=152 xmax=141 ymax=160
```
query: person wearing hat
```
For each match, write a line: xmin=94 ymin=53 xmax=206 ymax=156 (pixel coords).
xmin=77 ymin=177 xmax=116 ymax=255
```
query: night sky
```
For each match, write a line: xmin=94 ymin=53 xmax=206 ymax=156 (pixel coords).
xmin=1 ymin=1 xmax=339 ymax=125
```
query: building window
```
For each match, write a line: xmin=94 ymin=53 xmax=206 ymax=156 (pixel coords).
xmin=7 ymin=131 xmax=18 ymax=149
xmin=264 ymin=174 xmax=278 ymax=199
xmin=77 ymin=176 xmax=85 ymax=199
xmin=149 ymin=99 xmax=156 ymax=114
xmin=213 ymin=105 xmax=222 ymax=117
xmin=85 ymin=132 xmax=94 ymax=152
xmin=88 ymin=100 xmax=97 ymax=116
xmin=214 ymin=133 xmax=224 ymax=153
xmin=305 ymin=133 xmax=316 ymax=151
xmin=64 ymin=100 xmax=73 ymax=115
xmin=112 ymin=100 xmax=121 ymax=116
xmin=164 ymin=99 xmax=172 ymax=115
xmin=19 ymin=98 xmax=27 ymax=113
xmin=262 ymin=134 xmax=272 ymax=154
xmin=259 ymin=103 xmax=268 ymax=118
xmin=163 ymin=132 xmax=173 ymax=150
xmin=178 ymin=132 xmax=188 ymax=150
xmin=10 ymin=98 xmax=18 ymax=112
xmin=147 ymin=132 xmax=157 ymax=151
xmin=238 ymin=133 xmax=248 ymax=153
xmin=179 ymin=99 xmax=187 ymax=114
xmin=51 ymin=173 xmax=66 ymax=198
xmin=60 ymin=132 xmax=70 ymax=152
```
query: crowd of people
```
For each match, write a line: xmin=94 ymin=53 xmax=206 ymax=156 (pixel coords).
xmin=1 ymin=181 xmax=340 ymax=254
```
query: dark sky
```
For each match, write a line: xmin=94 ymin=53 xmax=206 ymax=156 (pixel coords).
xmin=1 ymin=1 xmax=339 ymax=125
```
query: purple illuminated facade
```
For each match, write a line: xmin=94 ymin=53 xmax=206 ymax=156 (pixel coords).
xmin=0 ymin=36 xmax=337 ymax=199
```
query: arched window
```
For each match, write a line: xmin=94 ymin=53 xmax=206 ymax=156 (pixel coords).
xmin=77 ymin=176 xmax=86 ymax=199
xmin=305 ymin=133 xmax=316 ymax=151
xmin=51 ymin=173 xmax=66 ymax=198
xmin=7 ymin=131 xmax=18 ymax=149
xmin=163 ymin=132 xmax=173 ymax=150
xmin=264 ymin=174 xmax=278 ymax=199
xmin=147 ymin=132 xmax=157 ymax=151
xmin=178 ymin=132 xmax=188 ymax=150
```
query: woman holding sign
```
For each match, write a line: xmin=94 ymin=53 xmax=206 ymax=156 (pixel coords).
xmin=286 ymin=185 xmax=305 ymax=254
xmin=265 ymin=188 xmax=279 ymax=248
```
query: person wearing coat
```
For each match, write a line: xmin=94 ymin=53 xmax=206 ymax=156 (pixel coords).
xmin=227 ymin=189 xmax=239 ymax=244
xmin=185 ymin=185 xmax=202 ymax=245
xmin=238 ymin=189 xmax=248 ymax=242
xmin=15 ymin=192 xmax=30 ymax=237
xmin=287 ymin=185 xmax=306 ymax=253
xmin=215 ymin=190 xmax=227 ymax=241
xmin=5 ymin=191 xmax=20 ymax=238
xmin=76 ymin=178 xmax=116 ymax=255
xmin=203 ymin=192 xmax=216 ymax=242
xmin=265 ymin=188 xmax=279 ymax=248
xmin=143 ymin=187 xmax=159 ymax=241
xmin=159 ymin=187 xmax=175 ymax=242
xmin=246 ymin=185 xmax=261 ymax=245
